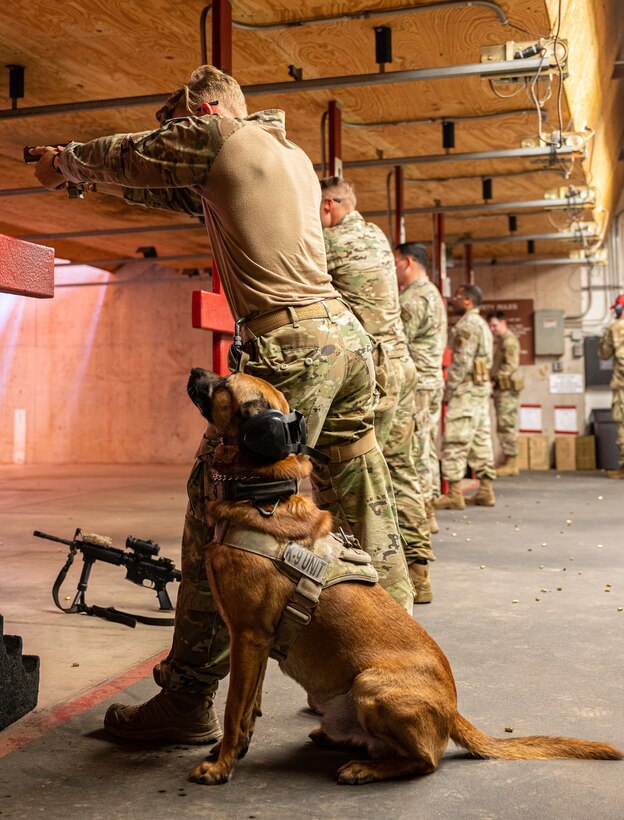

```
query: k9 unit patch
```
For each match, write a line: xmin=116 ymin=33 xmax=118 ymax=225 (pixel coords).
xmin=283 ymin=542 xmax=328 ymax=582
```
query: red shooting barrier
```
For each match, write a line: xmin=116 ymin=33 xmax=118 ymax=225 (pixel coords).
xmin=0 ymin=235 xmax=54 ymax=298
xmin=191 ymin=289 xmax=234 ymax=376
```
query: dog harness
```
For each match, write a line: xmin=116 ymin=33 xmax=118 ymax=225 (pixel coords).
xmin=213 ymin=521 xmax=378 ymax=661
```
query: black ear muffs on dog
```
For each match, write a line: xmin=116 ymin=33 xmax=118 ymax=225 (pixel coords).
xmin=223 ymin=409 xmax=330 ymax=465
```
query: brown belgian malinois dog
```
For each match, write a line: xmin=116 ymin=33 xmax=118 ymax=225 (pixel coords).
xmin=186 ymin=367 xmax=622 ymax=785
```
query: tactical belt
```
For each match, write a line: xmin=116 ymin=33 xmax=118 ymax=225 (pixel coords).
xmin=243 ymin=298 xmax=348 ymax=339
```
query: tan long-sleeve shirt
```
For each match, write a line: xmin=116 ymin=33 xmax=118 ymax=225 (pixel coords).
xmin=59 ymin=110 xmax=338 ymax=320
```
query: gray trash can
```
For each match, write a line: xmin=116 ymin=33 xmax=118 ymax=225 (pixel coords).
xmin=589 ymin=408 xmax=620 ymax=469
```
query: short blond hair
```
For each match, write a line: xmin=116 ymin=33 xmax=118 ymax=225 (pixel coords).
xmin=319 ymin=176 xmax=357 ymax=210
xmin=157 ymin=65 xmax=248 ymax=123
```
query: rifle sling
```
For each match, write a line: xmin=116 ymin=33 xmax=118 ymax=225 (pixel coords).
xmin=52 ymin=547 xmax=175 ymax=628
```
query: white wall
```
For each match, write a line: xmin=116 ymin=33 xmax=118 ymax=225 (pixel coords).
xmin=0 ymin=262 xmax=212 ymax=464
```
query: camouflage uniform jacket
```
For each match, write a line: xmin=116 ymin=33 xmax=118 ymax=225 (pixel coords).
xmin=445 ymin=309 xmax=493 ymax=401
xmin=491 ymin=329 xmax=520 ymax=389
xmin=58 ymin=110 xmax=338 ymax=320
xmin=399 ymin=277 xmax=447 ymax=390
xmin=599 ymin=318 xmax=624 ymax=389
xmin=323 ymin=210 xmax=408 ymax=354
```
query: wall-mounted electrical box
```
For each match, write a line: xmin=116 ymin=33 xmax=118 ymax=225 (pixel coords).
xmin=584 ymin=336 xmax=613 ymax=386
xmin=534 ymin=310 xmax=565 ymax=355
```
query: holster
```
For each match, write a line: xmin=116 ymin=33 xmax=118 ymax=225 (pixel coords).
xmin=511 ymin=372 xmax=525 ymax=391
xmin=371 ymin=341 xmax=389 ymax=394
xmin=472 ymin=357 xmax=489 ymax=385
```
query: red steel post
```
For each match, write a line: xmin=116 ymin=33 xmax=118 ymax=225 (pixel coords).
xmin=327 ymin=100 xmax=342 ymax=177
xmin=464 ymin=242 xmax=474 ymax=284
xmin=394 ymin=165 xmax=404 ymax=247
xmin=209 ymin=0 xmax=233 ymax=374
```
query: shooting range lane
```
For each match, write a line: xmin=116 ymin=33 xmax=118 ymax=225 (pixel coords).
xmin=0 ymin=467 xmax=622 ymax=819
xmin=0 ymin=464 xmax=187 ymax=717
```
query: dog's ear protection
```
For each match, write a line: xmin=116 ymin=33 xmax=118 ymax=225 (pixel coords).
xmin=224 ymin=409 xmax=330 ymax=464
xmin=615 ymin=304 xmax=624 ymax=318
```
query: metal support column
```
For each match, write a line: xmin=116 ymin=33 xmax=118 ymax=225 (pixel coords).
xmin=394 ymin=165 xmax=404 ymax=247
xmin=327 ymin=100 xmax=342 ymax=177
xmin=464 ymin=242 xmax=474 ymax=284
xmin=208 ymin=0 xmax=233 ymax=374
xmin=211 ymin=0 xmax=233 ymax=73
xmin=432 ymin=212 xmax=445 ymax=291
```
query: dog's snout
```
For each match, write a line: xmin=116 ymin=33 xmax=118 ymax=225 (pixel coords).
xmin=189 ymin=367 xmax=208 ymax=382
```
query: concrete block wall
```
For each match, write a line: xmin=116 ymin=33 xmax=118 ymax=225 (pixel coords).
xmin=0 ymin=262 xmax=212 ymax=464
xmin=475 ymin=263 xmax=586 ymax=440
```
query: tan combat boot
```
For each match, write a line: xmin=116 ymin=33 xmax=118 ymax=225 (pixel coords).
xmin=426 ymin=499 xmax=440 ymax=534
xmin=496 ymin=456 xmax=520 ymax=477
xmin=466 ymin=477 xmax=496 ymax=507
xmin=409 ymin=562 xmax=432 ymax=604
xmin=433 ymin=481 xmax=465 ymax=510
xmin=104 ymin=690 xmax=222 ymax=745
xmin=607 ymin=466 xmax=624 ymax=479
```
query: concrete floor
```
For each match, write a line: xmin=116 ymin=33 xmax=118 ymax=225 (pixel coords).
xmin=0 ymin=465 xmax=622 ymax=819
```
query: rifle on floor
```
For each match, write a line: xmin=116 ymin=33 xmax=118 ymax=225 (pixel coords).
xmin=34 ymin=528 xmax=181 ymax=628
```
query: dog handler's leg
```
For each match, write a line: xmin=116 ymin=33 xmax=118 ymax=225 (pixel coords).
xmin=241 ymin=312 xmax=413 ymax=610
xmin=309 ymin=313 xmax=414 ymax=612
xmin=104 ymin=446 xmax=231 ymax=744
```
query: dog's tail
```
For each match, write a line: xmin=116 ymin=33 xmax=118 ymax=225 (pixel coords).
xmin=451 ymin=712 xmax=622 ymax=761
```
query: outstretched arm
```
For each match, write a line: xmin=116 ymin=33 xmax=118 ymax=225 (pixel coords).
xmin=94 ymin=182 xmax=204 ymax=216
xmin=32 ymin=116 xmax=239 ymax=191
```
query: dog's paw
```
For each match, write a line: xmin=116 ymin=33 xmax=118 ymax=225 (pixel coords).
xmin=337 ymin=761 xmax=375 ymax=785
xmin=189 ymin=760 xmax=231 ymax=785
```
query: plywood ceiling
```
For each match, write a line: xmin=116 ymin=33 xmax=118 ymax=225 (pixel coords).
xmin=0 ymin=0 xmax=622 ymax=269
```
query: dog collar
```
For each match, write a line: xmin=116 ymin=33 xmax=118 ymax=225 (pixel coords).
xmin=213 ymin=474 xmax=300 ymax=517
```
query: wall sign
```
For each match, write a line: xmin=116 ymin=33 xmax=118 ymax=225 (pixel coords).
xmin=481 ymin=299 xmax=535 ymax=365
xmin=549 ymin=373 xmax=584 ymax=394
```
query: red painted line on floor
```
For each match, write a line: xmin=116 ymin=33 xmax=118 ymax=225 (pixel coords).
xmin=0 ymin=649 xmax=168 ymax=759
xmin=462 ymin=479 xmax=480 ymax=493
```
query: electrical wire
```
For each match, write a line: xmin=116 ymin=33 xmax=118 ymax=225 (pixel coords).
xmin=488 ymin=78 xmax=526 ymax=99
xmin=550 ymin=0 xmax=565 ymax=146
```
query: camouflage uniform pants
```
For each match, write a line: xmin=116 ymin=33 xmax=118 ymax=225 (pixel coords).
xmin=412 ymin=384 xmax=444 ymax=503
xmin=613 ymin=388 xmax=624 ymax=466
xmin=440 ymin=386 xmax=496 ymax=482
xmin=375 ymin=353 xmax=434 ymax=564
xmin=158 ymin=307 xmax=413 ymax=694
xmin=493 ymin=389 xmax=521 ymax=457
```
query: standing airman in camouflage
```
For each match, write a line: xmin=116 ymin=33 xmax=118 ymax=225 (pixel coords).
xmin=33 ymin=66 xmax=413 ymax=744
xmin=394 ymin=243 xmax=447 ymax=534
xmin=487 ymin=310 xmax=523 ymax=477
xmin=598 ymin=293 xmax=624 ymax=478
xmin=320 ymin=177 xmax=434 ymax=604
xmin=435 ymin=285 xmax=496 ymax=510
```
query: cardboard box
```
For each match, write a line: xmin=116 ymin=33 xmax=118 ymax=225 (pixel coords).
xmin=575 ymin=435 xmax=597 ymax=470
xmin=528 ymin=435 xmax=550 ymax=470
xmin=555 ymin=436 xmax=576 ymax=471
xmin=518 ymin=436 xmax=529 ymax=470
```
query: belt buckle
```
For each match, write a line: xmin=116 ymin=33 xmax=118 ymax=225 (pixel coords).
xmin=285 ymin=602 xmax=312 ymax=626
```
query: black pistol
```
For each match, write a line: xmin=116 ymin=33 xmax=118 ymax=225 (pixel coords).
xmin=23 ymin=145 xmax=84 ymax=199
